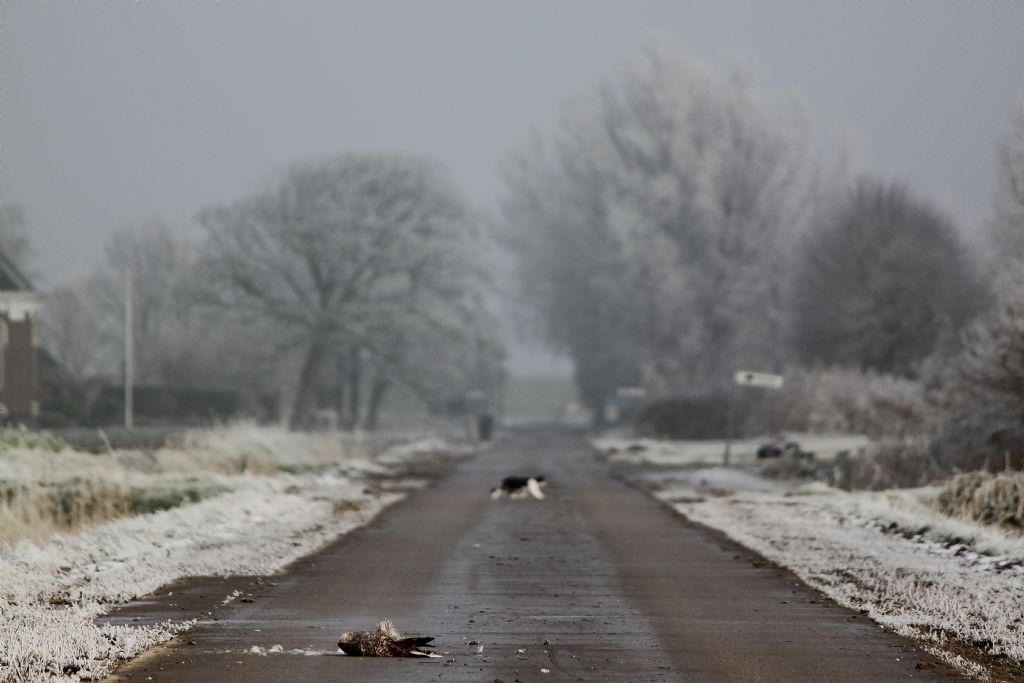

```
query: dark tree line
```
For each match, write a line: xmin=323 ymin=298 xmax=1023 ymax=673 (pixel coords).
xmin=790 ymin=178 xmax=988 ymax=377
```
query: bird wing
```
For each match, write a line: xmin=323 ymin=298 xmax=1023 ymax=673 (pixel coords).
xmin=397 ymin=636 xmax=435 ymax=649
xmin=527 ymin=478 xmax=546 ymax=499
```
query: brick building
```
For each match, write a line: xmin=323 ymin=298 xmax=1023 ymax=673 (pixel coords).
xmin=0 ymin=250 xmax=41 ymax=421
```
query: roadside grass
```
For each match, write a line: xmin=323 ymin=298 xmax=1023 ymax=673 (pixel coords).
xmin=0 ymin=424 xmax=468 ymax=682
xmin=642 ymin=475 xmax=1024 ymax=680
xmin=0 ymin=423 xmax=380 ymax=547
xmin=602 ymin=431 xmax=1024 ymax=679
xmin=936 ymin=472 xmax=1024 ymax=531
xmin=0 ymin=476 xmax=229 ymax=545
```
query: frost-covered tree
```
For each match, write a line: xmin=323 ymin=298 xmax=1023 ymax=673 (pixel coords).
xmin=790 ymin=178 xmax=987 ymax=376
xmin=199 ymin=154 xmax=501 ymax=429
xmin=502 ymin=38 xmax=830 ymax=416
xmin=991 ymin=102 xmax=1024 ymax=261
xmin=55 ymin=222 xmax=284 ymax=412
xmin=960 ymin=266 xmax=1024 ymax=422
xmin=90 ymin=221 xmax=201 ymax=385
xmin=357 ymin=287 xmax=505 ymax=428
xmin=41 ymin=286 xmax=105 ymax=379
xmin=960 ymin=105 xmax=1024 ymax=420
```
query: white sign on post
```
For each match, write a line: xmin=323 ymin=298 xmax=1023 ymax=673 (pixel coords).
xmin=734 ymin=370 xmax=784 ymax=390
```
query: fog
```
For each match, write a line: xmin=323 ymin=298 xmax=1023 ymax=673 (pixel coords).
xmin=6 ymin=8 xmax=1024 ymax=678
xmin=4 ymin=1 xmax=1022 ymax=282
xmin=2 ymin=1 xmax=1023 ymax=393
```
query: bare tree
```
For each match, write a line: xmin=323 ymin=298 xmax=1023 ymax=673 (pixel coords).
xmin=40 ymin=286 xmax=105 ymax=379
xmin=960 ymin=268 xmax=1024 ymax=421
xmin=790 ymin=178 xmax=988 ymax=376
xmin=991 ymin=102 xmax=1024 ymax=262
xmin=90 ymin=221 xmax=200 ymax=385
xmin=959 ymin=105 xmax=1024 ymax=420
xmin=501 ymin=38 xmax=832 ymax=417
xmin=198 ymin=154 xmax=494 ymax=429
xmin=353 ymin=287 xmax=505 ymax=429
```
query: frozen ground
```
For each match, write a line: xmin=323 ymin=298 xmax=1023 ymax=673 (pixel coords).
xmin=594 ymin=433 xmax=871 ymax=467
xmin=616 ymin=449 xmax=1024 ymax=680
xmin=0 ymin=425 xmax=471 ymax=682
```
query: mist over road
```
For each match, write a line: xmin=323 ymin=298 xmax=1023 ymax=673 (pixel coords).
xmin=109 ymin=429 xmax=961 ymax=682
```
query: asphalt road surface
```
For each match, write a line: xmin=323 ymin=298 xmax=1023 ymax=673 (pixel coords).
xmin=108 ymin=428 xmax=963 ymax=682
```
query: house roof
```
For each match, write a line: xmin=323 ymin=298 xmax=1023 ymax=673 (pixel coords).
xmin=0 ymin=249 xmax=33 ymax=291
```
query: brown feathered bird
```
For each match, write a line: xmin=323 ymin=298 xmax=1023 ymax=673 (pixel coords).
xmin=337 ymin=619 xmax=439 ymax=657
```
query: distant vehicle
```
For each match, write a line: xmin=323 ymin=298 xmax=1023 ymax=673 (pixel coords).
xmin=757 ymin=440 xmax=814 ymax=461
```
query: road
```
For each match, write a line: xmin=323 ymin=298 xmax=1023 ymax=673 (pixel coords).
xmin=107 ymin=429 xmax=962 ymax=682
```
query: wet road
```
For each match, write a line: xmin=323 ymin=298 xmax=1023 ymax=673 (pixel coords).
xmin=108 ymin=429 xmax=962 ymax=682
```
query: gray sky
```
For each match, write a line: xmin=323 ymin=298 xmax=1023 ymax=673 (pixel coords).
xmin=3 ymin=1 xmax=1023 ymax=370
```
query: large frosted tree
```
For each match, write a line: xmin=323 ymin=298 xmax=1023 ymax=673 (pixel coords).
xmin=199 ymin=154 xmax=501 ymax=429
xmin=502 ymin=38 xmax=829 ymax=415
xmin=960 ymin=104 xmax=1024 ymax=419
xmin=991 ymin=103 xmax=1024 ymax=262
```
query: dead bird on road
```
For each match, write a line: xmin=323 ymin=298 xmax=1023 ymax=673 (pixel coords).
xmin=337 ymin=619 xmax=439 ymax=657
xmin=490 ymin=475 xmax=546 ymax=500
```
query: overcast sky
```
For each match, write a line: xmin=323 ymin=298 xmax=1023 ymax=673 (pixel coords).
xmin=3 ymin=1 xmax=1023 ymax=369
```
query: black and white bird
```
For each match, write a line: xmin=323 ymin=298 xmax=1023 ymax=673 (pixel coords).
xmin=337 ymin=619 xmax=439 ymax=657
xmin=490 ymin=475 xmax=546 ymax=500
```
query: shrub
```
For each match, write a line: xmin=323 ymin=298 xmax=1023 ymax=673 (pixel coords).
xmin=746 ymin=366 xmax=937 ymax=439
xmin=842 ymin=439 xmax=945 ymax=491
xmin=935 ymin=471 xmax=1024 ymax=530
xmin=633 ymin=395 xmax=738 ymax=439
xmin=634 ymin=367 xmax=939 ymax=441
xmin=0 ymin=426 xmax=67 ymax=453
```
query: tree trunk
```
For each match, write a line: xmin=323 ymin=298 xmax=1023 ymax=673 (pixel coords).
xmin=335 ymin=352 xmax=348 ymax=428
xmin=365 ymin=376 xmax=391 ymax=431
xmin=289 ymin=336 xmax=328 ymax=431
xmin=347 ymin=346 xmax=362 ymax=428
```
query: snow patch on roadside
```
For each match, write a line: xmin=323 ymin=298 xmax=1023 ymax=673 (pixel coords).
xmin=595 ymin=433 xmax=870 ymax=467
xmin=373 ymin=436 xmax=476 ymax=467
xmin=650 ymin=478 xmax=1024 ymax=678
xmin=0 ymin=427 xmax=470 ymax=682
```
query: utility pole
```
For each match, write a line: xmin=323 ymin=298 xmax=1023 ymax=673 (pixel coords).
xmin=124 ymin=267 xmax=134 ymax=429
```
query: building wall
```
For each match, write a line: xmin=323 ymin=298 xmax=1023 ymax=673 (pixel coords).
xmin=0 ymin=313 xmax=39 ymax=419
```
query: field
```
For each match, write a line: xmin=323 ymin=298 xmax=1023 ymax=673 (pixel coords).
xmin=0 ymin=424 xmax=472 ymax=682
xmin=499 ymin=374 xmax=581 ymax=424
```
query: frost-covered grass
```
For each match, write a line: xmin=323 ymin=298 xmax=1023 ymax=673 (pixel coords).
xmin=0 ymin=424 xmax=470 ymax=682
xmin=0 ymin=423 xmax=383 ymax=545
xmin=936 ymin=471 xmax=1024 ymax=531
xmin=594 ymin=433 xmax=870 ymax=467
xmin=641 ymin=471 xmax=1024 ymax=679
xmin=0 ymin=426 xmax=69 ymax=453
